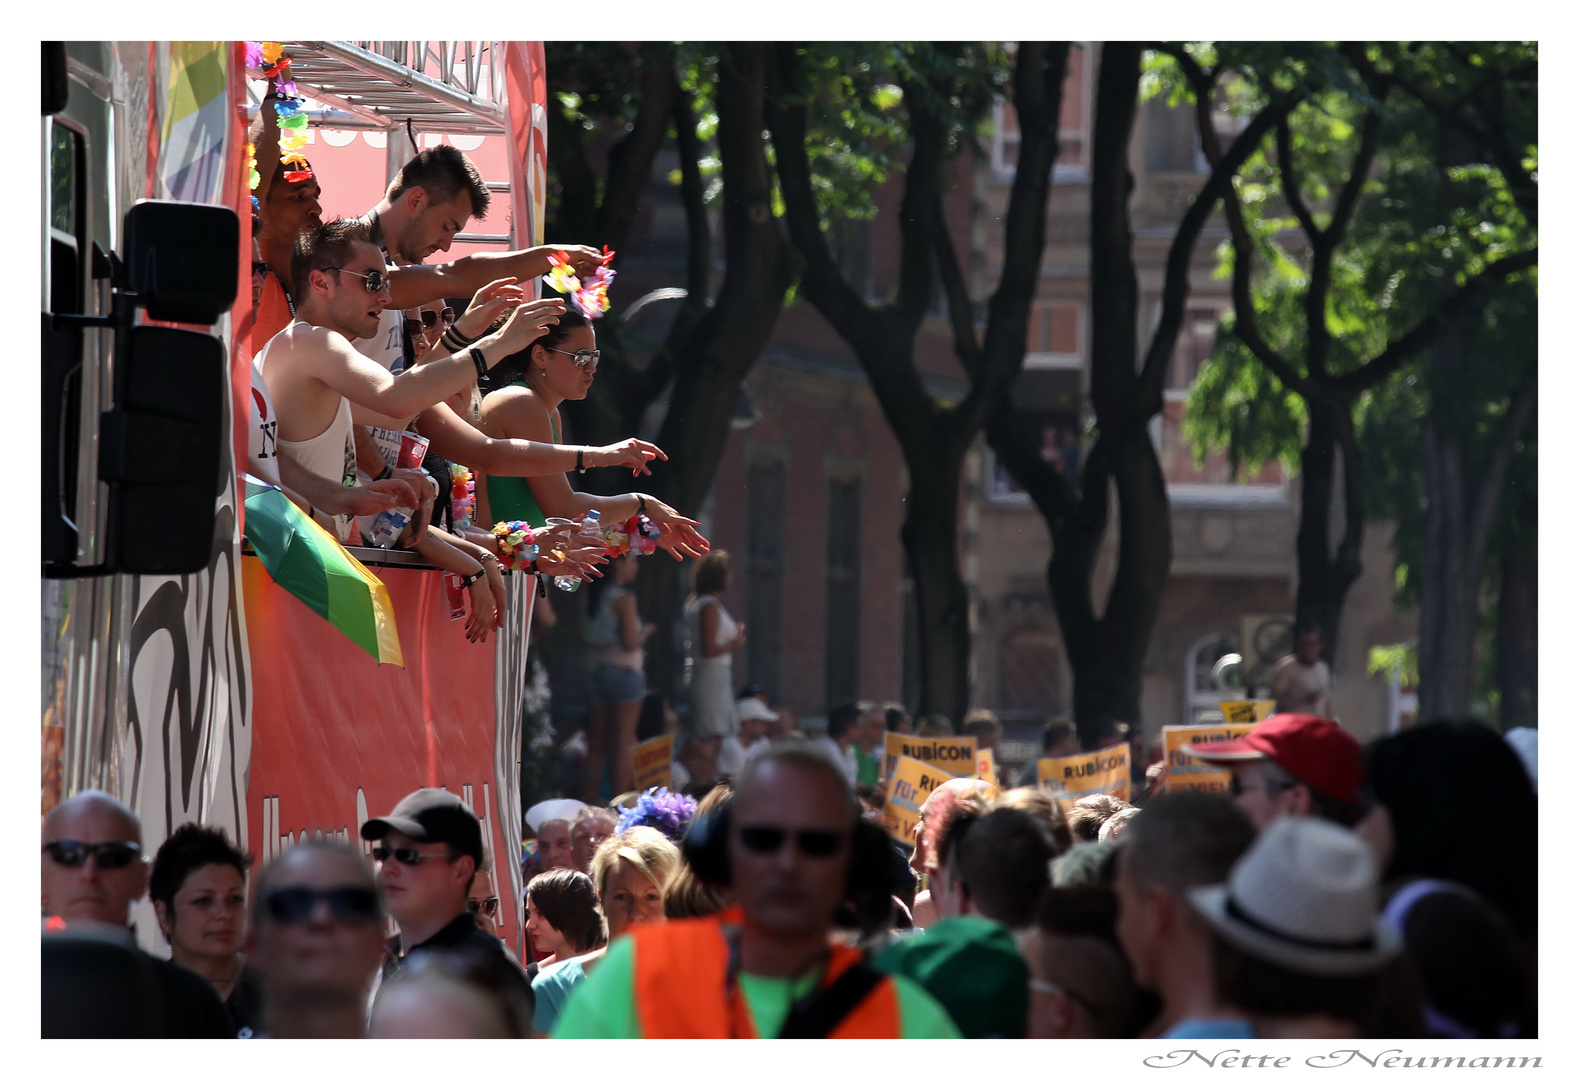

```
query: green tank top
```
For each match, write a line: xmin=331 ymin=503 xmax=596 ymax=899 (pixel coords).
xmin=483 ymin=390 xmax=556 ymax=528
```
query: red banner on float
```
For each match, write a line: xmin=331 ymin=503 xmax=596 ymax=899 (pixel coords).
xmin=242 ymin=556 xmax=525 ymax=955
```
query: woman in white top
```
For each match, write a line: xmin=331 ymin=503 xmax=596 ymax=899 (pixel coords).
xmin=683 ymin=550 xmax=747 ymax=739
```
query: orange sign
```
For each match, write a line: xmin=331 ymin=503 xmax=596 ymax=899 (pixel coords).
xmin=1036 ymin=746 xmax=1131 ymax=811
xmin=1163 ymin=723 xmax=1260 ymax=794
xmin=631 ymin=735 xmax=675 ymax=792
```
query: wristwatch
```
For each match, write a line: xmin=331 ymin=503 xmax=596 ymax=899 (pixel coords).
xmin=461 ymin=568 xmax=487 ymax=588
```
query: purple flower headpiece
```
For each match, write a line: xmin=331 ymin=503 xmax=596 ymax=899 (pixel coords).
xmin=616 ymin=787 xmax=698 ymax=842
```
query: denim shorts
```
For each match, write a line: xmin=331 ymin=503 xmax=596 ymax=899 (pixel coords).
xmin=589 ymin=663 xmax=646 ymax=706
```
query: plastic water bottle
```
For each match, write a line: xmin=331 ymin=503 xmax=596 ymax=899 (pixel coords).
xmin=555 ymin=509 xmax=602 ymax=592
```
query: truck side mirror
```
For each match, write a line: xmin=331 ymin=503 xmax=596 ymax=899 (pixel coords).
xmin=123 ymin=201 xmax=239 ymax=325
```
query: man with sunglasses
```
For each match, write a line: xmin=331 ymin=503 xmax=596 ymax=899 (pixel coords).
xmin=246 ymin=840 xmax=388 ymax=1038
xmin=360 ymin=788 xmax=534 ymax=1018
xmin=41 ymin=791 xmax=232 ymax=1037
xmin=554 ymin=744 xmax=958 ymax=1037
xmin=259 ymin=219 xmax=562 ymax=543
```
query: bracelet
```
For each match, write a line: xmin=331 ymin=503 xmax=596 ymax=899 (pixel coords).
xmin=461 ymin=568 xmax=487 ymax=588
xmin=470 ymin=345 xmax=488 ymax=380
xmin=577 ymin=448 xmax=586 ymax=474
xmin=478 ymin=551 xmax=498 ymax=564
xmin=636 ymin=494 xmax=647 ymax=517
xmin=443 ymin=324 xmax=480 ymax=350
xmin=375 ymin=463 xmax=394 ymax=482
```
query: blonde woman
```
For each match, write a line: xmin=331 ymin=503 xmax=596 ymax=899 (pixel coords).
xmin=528 ymin=825 xmax=680 ymax=1036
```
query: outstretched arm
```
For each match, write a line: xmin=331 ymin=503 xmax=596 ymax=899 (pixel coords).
xmin=388 ymin=245 xmax=610 ymax=308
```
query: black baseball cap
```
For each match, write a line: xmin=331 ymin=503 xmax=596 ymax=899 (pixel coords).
xmin=361 ymin=789 xmax=483 ymax=865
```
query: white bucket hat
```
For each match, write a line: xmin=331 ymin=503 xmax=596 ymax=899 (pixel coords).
xmin=1188 ymin=816 xmax=1402 ymax=977
xmin=525 ymin=798 xmax=590 ymax=835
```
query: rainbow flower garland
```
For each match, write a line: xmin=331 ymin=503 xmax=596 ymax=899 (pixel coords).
xmin=492 ymin=520 xmax=539 ymax=571
xmin=245 ymin=41 xmax=314 ymax=210
xmin=544 ymin=246 xmax=618 ymax=319
xmin=450 ymin=464 xmax=476 ymax=532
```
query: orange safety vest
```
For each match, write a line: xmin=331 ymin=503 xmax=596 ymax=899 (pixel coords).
xmin=632 ymin=908 xmax=902 ymax=1038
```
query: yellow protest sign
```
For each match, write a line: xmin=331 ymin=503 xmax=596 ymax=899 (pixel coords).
xmin=883 ymin=732 xmax=979 ymax=781
xmin=1163 ymin=723 xmax=1259 ymax=793
xmin=1036 ymin=745 xmax=1131 ymax=811
xmin=631 ymin=734 xmax=675 ymax=792
xmin=881 ymin=755 xmax=957 ymax=844
xmin=1218 ymin=700 xmax=1277 ymax=724
xmin=976 ymin=748 xmax=997 ymax=785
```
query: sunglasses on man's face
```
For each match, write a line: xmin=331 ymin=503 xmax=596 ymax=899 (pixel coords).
xmin=736 ymin=826 xmax=846 ymax=858
xmin=42 ymin=840 xmax=141 ymax=870
xmin=262 ymin=886 xmax=382 ymax=926
xmin=328 ymin=266 xmax=388 ymax=294
xmin=467 ymin=896 xmax=500 ymax=918
xmin=371 ymin=845 xmax=453 ymax=867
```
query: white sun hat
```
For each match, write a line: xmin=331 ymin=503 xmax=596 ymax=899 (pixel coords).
xmin=1188 ymin=816 xmax=1402 ymax=977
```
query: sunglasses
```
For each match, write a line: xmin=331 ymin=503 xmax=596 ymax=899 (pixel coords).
xmin=1228 ymin=775 xmax=1296 ymax=799
xmin=543 ymin=346 xmax=601 ymax=371
xmin=736 ymin=826 xmax=846 ymax=858
xmin=328 ymin=266 xmax=388 ymax=293
xmin=467 ymin=896 xmax=500 ymax=918
xmin=43 ymin=840 xmax=141 ymax=870
xmin=262 ymin=886 xmax=382 ymax=926
xmin=371 ymin=845 xmax=454 ymax=867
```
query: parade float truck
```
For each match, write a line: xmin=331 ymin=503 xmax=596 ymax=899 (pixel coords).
xmin=41 ymin=41 xmax=550 ymax=958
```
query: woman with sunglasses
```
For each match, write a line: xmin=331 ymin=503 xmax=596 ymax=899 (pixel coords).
xmin=149 ymin=824 xmax=266 ymax=1037
xmin=529 ymin=825 xmax=679 ymax=1036
xmin=475 ymin=312 xmax=710 ymax=561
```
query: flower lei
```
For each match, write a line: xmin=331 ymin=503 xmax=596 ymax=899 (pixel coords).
xmin=492 ymin=520 xmax=539 ymax=571
xmin=449 ymin=464 xmax=476 ymax=532
xmin=602 ymin=514 xmax=661 ymax=557
xmin=616 ymin=787 xmax=697 ymax=842
xmin=245 ymin=41 xmax=314 ymax=210
xmin=544 ymin=246 xmax=617 ymax=319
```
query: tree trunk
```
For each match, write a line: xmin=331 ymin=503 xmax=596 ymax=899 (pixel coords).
xmin=630 ymin=42 xmax=801 ymax=699
xmin=903 ymin=428 xmax=972 ymax=722
xmin=1291 ymin=398 xmax=1364 ymax=661
xmin=1495 ymin=504 xmax=1537 ymax=729
xmin=1415 ymin=416 xmax=1479 ymax=721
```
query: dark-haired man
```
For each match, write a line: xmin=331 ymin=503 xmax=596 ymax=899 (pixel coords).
xmin=554 ymin=744 xmax=959 ymax=1037
xmin=1270 ymin=625 xmax=1332 ymax=717
xmin=361 ymin=788 xmax=533 ymax=1012
xmin=258 ymin=219 xmax=562 ymax=541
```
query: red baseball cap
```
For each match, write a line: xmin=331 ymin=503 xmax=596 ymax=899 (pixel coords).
xmin=1186 ymin=713 xmax=1363 ymax=805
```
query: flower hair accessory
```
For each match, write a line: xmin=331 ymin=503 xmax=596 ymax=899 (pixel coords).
xmin=616 ymin=787 xmax=698 ymax=842
xmin=491 ymin=520 xmax=539 ymax=571
xmin=449 ymin=464 xmax=476 ymax=532
xmin=543 ymin=246 xmax=617 ymax=319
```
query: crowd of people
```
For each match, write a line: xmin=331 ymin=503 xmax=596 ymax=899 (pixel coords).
xmin=43 ymin=707 xmax=1537 ymax=1040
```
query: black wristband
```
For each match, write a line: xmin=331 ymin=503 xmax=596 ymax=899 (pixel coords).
xmin=471 ymin=346 xmax=488 ymax=380
xmin=461 ymin=568 xmax=486 ymax=588
xmin=577 ymin=448 xmax=586 ymax=473
xmin=375 ymin=463 xmax=394 ymax=482
xmin=636 ymin=494 xmax=647 ymax=518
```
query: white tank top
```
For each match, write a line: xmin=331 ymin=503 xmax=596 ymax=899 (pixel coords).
xmin=258 ymin=330 xmax=358 ymax=543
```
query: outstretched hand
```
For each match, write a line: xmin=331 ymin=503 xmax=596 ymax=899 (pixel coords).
xmin=591 ymin=438 xmax=667 ymax=476
xmin=455 ymin=278 xmax=525 ymax=340
xmin=492 ymin=296 xmax=567 ymax=356
xmin=557 ymin=245 xmax=612 ymax=275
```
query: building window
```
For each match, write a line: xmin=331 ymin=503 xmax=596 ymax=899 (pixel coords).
xmin=1183 ymin=630 xmax=1240 ymax=725
xmin=1024 ymin=301 xmax=1084 ymax=370
xmin=746 ymin=459 xmax=786 ymax=702
xmin=824 ymin=476 xmax=862 ymax=709
xmin=991 ymin=44 xmax=1091 ymax=178
xmin=1167 ymin=305 xmax=1228 ymax=391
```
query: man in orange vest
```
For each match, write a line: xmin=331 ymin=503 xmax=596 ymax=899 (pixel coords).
xmin=553 ymin=743 xmax=959 ymax=1037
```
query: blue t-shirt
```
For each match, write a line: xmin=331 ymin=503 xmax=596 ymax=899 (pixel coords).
xmin=1162 ymin=1017 xmax=1256 ymax=1039
xmin=531 ymin=955 xmax=588 ymax=1035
